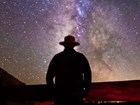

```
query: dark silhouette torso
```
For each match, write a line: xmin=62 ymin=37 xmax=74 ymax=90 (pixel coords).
xmin=47 ymin=48 xmax=91 ymax=105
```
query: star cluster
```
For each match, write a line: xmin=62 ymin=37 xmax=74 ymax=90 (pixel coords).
xmin=0 ymin=0 xmax=140 ymax=84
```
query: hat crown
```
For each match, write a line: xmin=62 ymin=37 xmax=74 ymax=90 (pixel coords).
xmin=64 ymin=35 xmax=75 ymax=43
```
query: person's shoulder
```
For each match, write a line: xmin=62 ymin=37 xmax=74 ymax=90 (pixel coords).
xmin=75 ymin=51 xmax=86 ymax=58
xmin=50 ymin=52 xmax=63 ymax=62
xmin=75 ymin=52 xmax=89 ymax=63
xmin=53 ymin=51 xmax=64 ymax=58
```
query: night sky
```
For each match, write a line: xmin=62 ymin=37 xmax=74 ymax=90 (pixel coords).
xmin=0 ymin=0 xmax=140 ymax=85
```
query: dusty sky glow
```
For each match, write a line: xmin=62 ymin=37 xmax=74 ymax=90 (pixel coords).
xmin=0 ymin=0 xmax=140 ymax=84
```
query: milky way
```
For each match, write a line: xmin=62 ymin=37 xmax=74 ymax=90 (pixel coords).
xmin=0 ymin=0 xmax=140 ymax=84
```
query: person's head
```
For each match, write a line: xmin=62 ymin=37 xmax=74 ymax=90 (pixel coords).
xmin=59 ymin=35 xmax=80 ymax=48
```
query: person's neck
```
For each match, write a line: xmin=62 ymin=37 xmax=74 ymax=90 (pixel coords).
xmin=64 ymin=47 xmax=74 ymax=51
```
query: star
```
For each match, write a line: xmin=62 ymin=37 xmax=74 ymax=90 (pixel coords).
xmin=0 ymin=0 xmax=139 ymax=84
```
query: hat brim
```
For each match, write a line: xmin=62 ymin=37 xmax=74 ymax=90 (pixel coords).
xmin=59 ymin=42 xmax=80 ymax=46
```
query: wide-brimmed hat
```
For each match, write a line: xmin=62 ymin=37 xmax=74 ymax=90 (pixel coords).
xmin=59 ymin=35 xmax=80 ymax=46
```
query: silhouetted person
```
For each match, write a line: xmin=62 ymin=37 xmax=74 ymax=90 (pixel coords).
xmin=46 ymin=35 xmax=91 ymax=105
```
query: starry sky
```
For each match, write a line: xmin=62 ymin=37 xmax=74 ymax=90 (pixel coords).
xmin=0 ymin=0 xmax=140 ymax=85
